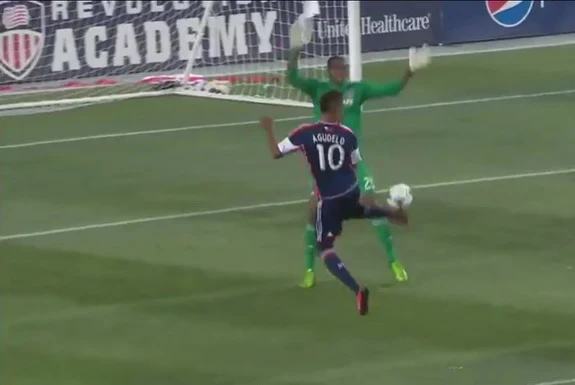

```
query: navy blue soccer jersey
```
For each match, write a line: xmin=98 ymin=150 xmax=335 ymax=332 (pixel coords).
xmin=277 ymin=122 xmax=362 ymax=198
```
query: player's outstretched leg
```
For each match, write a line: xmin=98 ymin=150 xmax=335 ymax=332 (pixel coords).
xmin=321 ymin=249 xmax=369 ymax=315
xmin=363 ymin=193 xmax=408 ymax=283
xmin=299 ymin=195 xmax=318 ymax=289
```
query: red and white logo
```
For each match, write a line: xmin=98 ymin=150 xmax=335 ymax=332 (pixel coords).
xmin=485 ymin=1 xmax=534 ymax=28
xmin=0 ymin=1 xmax=45 ymax=80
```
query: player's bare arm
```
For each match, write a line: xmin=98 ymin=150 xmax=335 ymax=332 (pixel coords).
xmin=401 ymin=66 xmax=414 ymax=87
xmin=259 ymin=116 xmax=283 ymax=159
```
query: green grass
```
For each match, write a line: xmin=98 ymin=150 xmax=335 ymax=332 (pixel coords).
xmin=2 ymin=45 xmax=575 ymax=385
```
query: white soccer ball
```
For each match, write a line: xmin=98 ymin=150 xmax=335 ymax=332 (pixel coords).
xmin=387 ymin=183 xmax=413 ymax=208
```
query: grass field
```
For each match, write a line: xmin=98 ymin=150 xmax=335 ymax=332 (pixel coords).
xmin=2 ymin=44 xmax=575 ymax=385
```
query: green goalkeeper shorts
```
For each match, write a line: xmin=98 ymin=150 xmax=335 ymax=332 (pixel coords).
xmin=308 ymin=160 xmax=376 ymax=197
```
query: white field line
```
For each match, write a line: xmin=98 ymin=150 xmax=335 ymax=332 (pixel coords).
xmin=361 ymin=37 xmax=575 ymax=66
xmin=1 ymin=168 xmax=574 ymax=242
xmin=533 ymin=379 xmax=575 ymax=385
xmin=2 ymin=89 xmax=575 ymax=150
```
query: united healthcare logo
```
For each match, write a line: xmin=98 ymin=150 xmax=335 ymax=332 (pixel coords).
xmin=485 ymin=0 xmax=534 ymax=28
xmin=0 ymin=0 xmax=45 ymax=80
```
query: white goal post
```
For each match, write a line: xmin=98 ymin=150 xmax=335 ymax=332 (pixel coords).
xmin=0 ymin=0 xmax=364 ymax=112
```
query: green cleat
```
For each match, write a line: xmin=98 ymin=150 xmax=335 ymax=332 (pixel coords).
xmin=299 ymin=269 xmax=316 ymax=288
xmin=391 ymin=261 xmax=408 ymax=282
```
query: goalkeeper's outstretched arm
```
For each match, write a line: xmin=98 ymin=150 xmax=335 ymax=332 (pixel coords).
xmin=360 ymin=67 xmax=413 ymax=102
xmin=286 ymin=47 xmax=319 ymax=97
xmin=360 ymin=44 xmax=431 ymax=102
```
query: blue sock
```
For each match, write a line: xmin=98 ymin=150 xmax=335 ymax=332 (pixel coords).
xmin=323 ymin=252 xmax=360 ymax=294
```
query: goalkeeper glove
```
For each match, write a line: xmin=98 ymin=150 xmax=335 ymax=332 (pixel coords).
xmin=290 ymin=18 xmax=314 ymax=49
xmin=409 ymin=44 xmax=431 ymax=72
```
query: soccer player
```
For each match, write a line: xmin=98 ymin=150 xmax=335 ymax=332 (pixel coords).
xmin=259 ymin=90 xmax=408 ymax=315
xmin=287 ymin=45 xmax=429 ymax=288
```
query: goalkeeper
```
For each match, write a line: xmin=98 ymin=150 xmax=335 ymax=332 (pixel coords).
xmin=287 ymin=44 xmax=430 ymax=288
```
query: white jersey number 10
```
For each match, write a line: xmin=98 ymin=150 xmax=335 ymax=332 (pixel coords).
xmin=316 ymin=144 xmax=345 ymax=171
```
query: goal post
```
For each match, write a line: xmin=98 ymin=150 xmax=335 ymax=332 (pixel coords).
xmin=346 ymin=1 xmax=363 ymax=82
xmin=0 ymin=1 xmax=363 ymax=112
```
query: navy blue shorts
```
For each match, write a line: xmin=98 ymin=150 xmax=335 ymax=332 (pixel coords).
xmin=316 ymin=188 xmax=365 ymax=251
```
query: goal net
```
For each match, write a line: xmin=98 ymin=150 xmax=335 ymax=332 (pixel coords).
xmin=0 ymin=0 xmax=358 ymax=112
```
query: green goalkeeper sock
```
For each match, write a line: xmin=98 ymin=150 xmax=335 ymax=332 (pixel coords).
xmin=372 ymin=219 xmax=397 ymax=265
xmin=304 ymin=224 xmax=316 ymax=271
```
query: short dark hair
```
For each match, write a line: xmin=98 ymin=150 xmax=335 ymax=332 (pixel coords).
xmin=327 ymin=56 xmax=345 ymax=69
xmin=320 ymin=90 xmax=343 ymax=113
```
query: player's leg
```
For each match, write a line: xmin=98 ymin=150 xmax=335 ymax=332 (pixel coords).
xmin=317 ymin=198 xmax=369 ymax=315
xmin=357 ymin=161 xmax=408 ymax=282
xmin=299 ymin=190 xmax=317 ymax=289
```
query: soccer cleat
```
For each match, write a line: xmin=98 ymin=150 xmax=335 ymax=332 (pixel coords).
xmin=391 ymin=261 xmax=408 ymax=282
xmin=298 ymin=269 xmax=316 ymax=288
xmin=356 ymin=287 xmax=370 ymax=316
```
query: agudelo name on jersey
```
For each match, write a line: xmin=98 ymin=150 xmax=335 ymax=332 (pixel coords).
xmin=313 ymin=132 xmax=346 ymax=145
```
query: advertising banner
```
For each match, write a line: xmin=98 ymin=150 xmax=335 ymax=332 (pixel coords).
xmin=359 ymin=1 xmax=440 ymax=53
xmin=442 ymin=0 xmax=575 ymax=44
xmin=0 ymin=1 xmax=440 ymax=85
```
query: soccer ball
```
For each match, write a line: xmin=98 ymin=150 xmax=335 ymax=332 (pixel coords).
xmin=387 ymin=183 xmax=413 ymax=208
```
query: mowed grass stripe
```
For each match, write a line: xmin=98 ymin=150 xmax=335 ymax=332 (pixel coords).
xmin=2 ymin=167 xmax=574 ymax=241
xmin=2 ymin=89 xmax=575 ymax=149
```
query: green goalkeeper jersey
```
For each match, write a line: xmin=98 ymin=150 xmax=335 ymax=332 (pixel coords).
xmin=287 ymin=67 xmax=404 ymax=142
